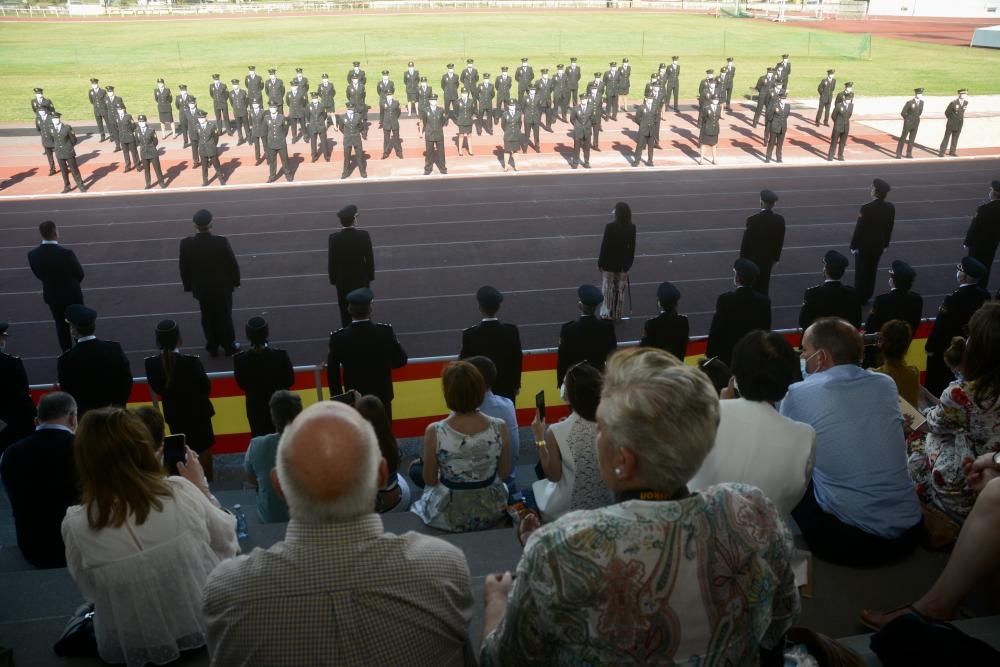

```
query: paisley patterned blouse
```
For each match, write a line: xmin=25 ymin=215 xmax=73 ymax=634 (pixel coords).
xmin=481 ymin=483 xmax=799 ymax=666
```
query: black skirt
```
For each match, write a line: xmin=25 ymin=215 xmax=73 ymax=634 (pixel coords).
xmin=158 ymin=109 xmax=174 ymax=123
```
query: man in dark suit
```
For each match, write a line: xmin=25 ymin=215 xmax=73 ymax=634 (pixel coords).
xmin=115 ymin=104 xmax=140 ymax=173
xmin=422 ymin=95 xmax=448 ymax=175
xmin=640 ymin=281 xmax=689 ymax=362
xmin=136 ymin=115 xmax=166 ymax=190
xmin=381 ymin=91 xmax=402 ymax=159
xmin=35 ymin=105 xmax=57 ymax=176
xmin=631 ymin=95 xmax=657 ymax=167
xmin=264 ymin=102 xmax=294 ymax=183
xmin=940 ymin=89 xmax=968 ymax=158
xmin=209 ymin=74 xmax=230 ymax=132
xmin=49 ymin=113 xmax=87 ymax=194
xmin=27 ymin=220 xmax=84 ymax=352
xmin=739 ymin=190 xmax=785 ymax=296
xmin=175 ymin=85 xmax=191 ymax=146
xmin=285 ymin=83 xmax=307 ymax=143
xmin=570 ymin=97 xmax=592 ymax=169
xmin=245 ymin=65 xmax=264 ymax=107
xmin=328 ymin=205 xmax=375 ymax=328
xmin=347 ymin=61 xmax=367 ymax=87
xmin=265 ymin=68 xmax=285 ymax=115
xmin=566 ymin=57 xmax=582 ymax=107
xmin=665 ymin=56 xmax=680 ymax=113
xmin=828 ymin=87 xmax=854 ymax=162
xmin=603 ymin=62 xmax=620 ymax=121
xmin=522 ymin=87 xmax=542 ymax=152
xmin=327 ymin=288 xmax=408 ymax=420
xmin=896 ymin=88 xmax=924 ymax=159
xmin=515 ymin=57 xmax=534 ymax=104
xmin=306 ymin=93 xmax=330 ymax=162
xmin=229 ymin=79 xmax=249 ymax=143
xmin=459 ymin=286 xmax=523 ymax=402
xmin=925 ymin=257 xmax=992 ymax=396
xmin=337 ymin=102 xmax=367 ymax=179
xmin=706 ymin=259 xmax=772 ymax=367
xmin=799 ymin=250 xmax=863 ymax=331
xmin=0 ymin=391 xmax=79 ymax=569
xmin=178 ymin=209 xmax=241 ymax=356
xmin=963 ymin=180 xmax=1000 ymax=289
xmin=752 ymin=68 xmax=774 ymax=127
xmin=851 ymin=178 xmax=895 ymax=304
xmin=864 ymin=260 xmax=923 ymax=336
xmin=440 ymin=64 xmax=460 ymax=119
xmin=0 ymin=321 xmax=37 ymax=454
xmin=816 ymin=69 xmax=836 ymax=126
xmin=87 ymin=77 xmax=108 ymax=141
xmin=556 ymin=285 xmax=617 ymax=386
xmin=103 ymin=86 xmax=123 ymax=152
xmin=56 ymin=305 xmax=132 ymax=417
xmin=195 ymin=110 xmax=227 ymax=187
xmin=233 ymin=317 xmax=295 ymax=437
xmin=765 ymin=93 xmax=790 ymax=163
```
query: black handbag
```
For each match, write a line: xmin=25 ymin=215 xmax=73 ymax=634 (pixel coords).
xmin=870 ymin=611 xmax=1000 ymax=667
xmin=52 ymin=602 xmax=98 ymax=658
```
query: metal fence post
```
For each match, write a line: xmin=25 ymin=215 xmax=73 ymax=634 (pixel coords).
xmin=313 ymin=367 xmax=325 ymax=402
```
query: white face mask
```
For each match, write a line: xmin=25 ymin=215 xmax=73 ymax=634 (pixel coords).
xmin=199 ymin=119 xmax=207 ymax=126
xmin=408 ymin=67 xmax=414 ymax=72
xmin=559 ymin=382 xmax=569 ymax=402
xmin=53 ymin=121 xmax=61 ymax=129
xmin=429 ymin=101 xmax=437 ymax=109
xmin=138 ymin=123 xmax=146 ymax=129
xmin=800 ymin=350 xmax=821 ymax=378
xmin=270 ymin=75 xmax=276 ymax=80
xmin=91 ymin=84 xmax=98 ymax=90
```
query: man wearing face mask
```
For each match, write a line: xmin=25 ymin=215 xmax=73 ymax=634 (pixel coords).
xmin=828 ymin=84 xmax=854 ymax=162
xmin=404 ymin=61 xmax=420 ymax=117
xmin=376 ymin=70 xmax=395 ymax=129
xmin=381 ymin=91 xmax=402 ymax=160
xmin=940 ymin=89 xmax=969 ymax=158
xmin=416 ymin=76 xmax=433 ymax=137
xmin=154 ymin=78 xmax=174 ymax=138
xmin=337 ymin=101 xmax=367 ymax=179
xmin=476 ymin=73 xmax=495 ymax=135
xmin=196 ymin=110 xmax=226 ymax=187
xmin=136 ymin=114 xmax=166 ymax=190
xmin=50 ymin=113 xmax=87 ymax=194
xmin=924 ymin=257 xmax=991 ymax=396
xmin=209 ymin=74 xmax=231 ymax=134
xmin=245 ymin=65 xmax=263 ymax=107
xmin=515 ymin=57 xmax=534 ymax=105
xmin=307 ymin=93 xmax=331 ymax=162
xmin=346 ymin=60 xmax=366 ymax=87
xmin=185 ymin=97 xmax=202 ymax=166
xmin=103 ymin=86 xmax=123 ymax=153
xmin=175 ymin=84 xmax=191 ymax=147
xmin=116 ymin=105 xmax=141 ymax=173
xmin=249 ymin=101 xmax=267 ymax=165
xmin=265 ymin=102 xmax=293 ymax=183
xmin=798 ymin=250 xmax=862 ymax=331
xmin=87 ymin=78 xmax=108 ymax=142
xmin=317 ymin=73 xmax=336 ymax=121
xmin=963 ymin=180 xmax=1000 ymax=289
xmin=631 ymin=95 xmax=657 ymax=167
xmin=265 ymin=68 xmax=285 ymax=115
xmin=347 ymin=75 xmax=368 ymax=140
xmin=422 ymin=94 xmax=448 ymax=175
xmin=522 ymin=87 xmax=542 ymax=153
xmin=495 ymin=66 xmax=513 ymax=119
xmin=895 ymin=88 xmax=924 ymax=159
xmin=569 ymin=96 xmax=591 ymax=169
xmin=764 ymin=93 xmax=790 ymax=164
xmin=500 ymin=98 xmax=521 ymax=172
xmin=816 ymin=69 xmax=835 ymax=127
xmin=31 ymin=87 xmax=54 ymax=130
xmin=286 ymin=83 xmax=307 ymax=143
xmin=441 ymin=64 xmax=460 ymax=120
xmin=706 ymin=259 xmax=771 ymax=368
xmin=35 ymin=105 xmax=57 ymax=176
xmin=230 ymin=79 xmax=249 ymax=143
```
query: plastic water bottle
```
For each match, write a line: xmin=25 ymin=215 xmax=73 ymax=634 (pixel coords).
xmin=233 ymin=504 xmax=249 ymax=541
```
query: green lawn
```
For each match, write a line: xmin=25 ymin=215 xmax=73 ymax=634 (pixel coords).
xmin=2 ymin=11 xmax=998 ymax=122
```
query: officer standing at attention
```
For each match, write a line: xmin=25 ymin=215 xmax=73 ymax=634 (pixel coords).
xmin=721 ymin=57 xmax=735 ymax=112
xmin=459 ymin=285 xmax=524 ymax=402
xmin=963 ymin=180 xmax=1000 ymax=289
xmin=441 ymin=63 xmax=460 ymax=119
xmin=0 ymin=321 xmax=38 ymax=454
xmin=895 ymin=88 xmax=924 ymax=159
xmin=850 ymin=178 xmax=895 ymax=304
xmin=292 ymin=67 xmax=309 ymax=95
xmin=103 ymin=86 xmax=123 ymax=153
xmin=245 ymin=65 xmax=264 ymax=107
xmin=798 ymin=250 xmax=862 ymax=330
xmin=816 ymin=69 xmax=836 ymax=126
xmin=136 ymin=115 xmax=166 ymax=190
xmin=381 ymin=90 xmax=402 ymax=159
xmin=495 ymin=66 xmax=513 ymax=118
xmin=318 ymin=73 xmax=336 ymax=119
xmin=184 ymin=97 xmax=202 ymax=167
xmin=376 ymin=70 xmax=395 ymax=128
xmin=88 ymin=78 xmax=108 ymax=142
xmin=752 ymin=68 xmax=774 ymax=128
xmin=536 ymin=69 xmax=554 ymax=130
xmin=57 ymin=304 xmax=132 ymax=418
xmin=233 ymin=316 xmax=295 ymax=437
xmin=230 ymin=79 xmax=249 ymax=143
xmin=195 ymin=110 xmax=226 ymax=187
xmin=739 ymin=189 xmax=786 ymax=296
xmin=460 ymin=59 xmax=479 ymax=101
xmin=698 ymin=96 xmax=722 ymax=166
xmin=35 ymin=104 xmax=57 ymax=176
xmin=765 ymin=93 xmax=790 ymax=163
xmin=422 ymin=94 xmax=448 ymax=175
xmin=249 ymin=101 xmax=267 ymax=165
xmin=264 ymin=102 xmax=294 ymax=183
xmin=27 ymin=219 xmax=85 ymax=352
xmin=632 ymin=94 xmax=657 ymax=167
xmin=347 ymin=61 xmax=367 ymax=87
xmin=603 ymin=62 xmax=620 ymax=121
xmin=455 ymin=88 xmax=475 ymax=156
xmin=326 ymin=288 xmax=408 ymax=421
xmin=924 ymin=257 xmax=990 ymax=395
xmin=337 ymin=102 xmax=367 ymax=179
xmin=175 ymin=85 xmax=191 ymax=147
xmin=639 ymin=282 xmax=689 ymax=362
xmin=178 ymin=209 xmax=241 ymax=357
xmin=556 ymin=285 xmax=617 ymax=387
xmin=828 ymin=84 xmax=854 ymax=161
xmin=286 ymin=82 xmax=307 ymax=143
xmin=50 ymin=113 xmax=87 ymax=194
xmin=567 ymin=57 xmax=582 ymax=107
xmin=154 ymin=78 xmax=174 ymax=138
xmin=864 ymin=261 xmax=923 ymax=337
xmin=328 ymin=204 xmax=375 ymax=328
xmin=522 ymin=86 xmax=542 ymax=152
xmin=776 ymin=54 xmax=791 ymax=86
xmin=404 ymin=61 xmax=420 ymax=117
xmin=569 ymin=96 xmax=592 ymax=169
xmin=116 ymin=105 xmax=140 ymax=173
xmin=665 ymin=56 xmax=680 ymax=113
xmin=552 ymin=64 xmax=569 ymax=122
xmin=476 ymin=73 xmax=495 ymax=135
xmin=500 ymin=98 xmax=522 ymax=172
xmin=209 ymin=74 xmax=230 ymax=133
xmin=706 ymin=259 xmax=771 ymax=367
xmin=416 ymin=76 xmax=433 ymax=136
xmin=618 ymin=57 xmax=632 ymax=112
xmin=347 ymin=75 xmax=369 ymax=140
xmin=515 ymin=57 xmax=534 ymax=104
xmin=940 ymin=88 xmax=969 ymax=158
xmin=30 ymin=87 xmax=54 ymax=130
xmin=306 ymin=92 xmax=330 ymax=162
xmin=265 ymin=68 xmax=285 ymax=115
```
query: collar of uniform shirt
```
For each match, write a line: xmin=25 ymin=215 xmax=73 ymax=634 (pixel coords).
xmin=481 ymin=317 xmax=499 ymax=322
xmin=823 ymin=279 xmax=841 ymax=284
xmin=351 ymin=318 xmax=371 ymax=323
xmin=36 ymin=423 xmax=74 ymax=434
xmin=41 ymin=240 xmax=59 ymax=245
xmin=75 ymin=335 xmax=97 ymax=343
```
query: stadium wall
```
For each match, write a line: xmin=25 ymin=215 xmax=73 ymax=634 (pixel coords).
xmin=867 ymin=0 xmax=1000 ymax=18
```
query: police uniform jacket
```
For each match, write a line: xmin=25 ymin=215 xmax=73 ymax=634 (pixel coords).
xmin=523 ymin=96 xmax=543 ymax=124
xmin=618 ymin=65 xmax=631 ymax=94
xmin=57 ymin=338 xmax=133 ymax=416
xmin=422 ymin=107 xmax=448 ymax=141
xmin=536 ymin=78 xmax=553 ymax=107
xmin=230 ymin=88 xmax=248 ymax=116
xmin=570 ymin=105 xmax=592 ymax=138
xmin=440 ymin=72 xmax=459 ymax=101
xmin=250 ymin=108 xmax=268 ymax=138
xmin=588 ymin=92 xmax=604 ymax=127
xmin=209 ymin=81 xmax=229 ymax=111
xmin=460 ymin=67 xmax=479 ymax=93
xmin=740 ymin=209 xmax=786 ymax=267
xmin=317 ymin=82 xmax=336 ymax=111
xmin=338 ymin=112 xmax=364 ymax=146
xmin=706 ymin=287 xmax=772 ymax=366
xmin=245 ymin=73 xmax=264 ymax=103
xmin=515 ymin=65 xmax=534 ymax=92
xmin=155 ymin=87 xmax=173 ymax=113
xmin=700 ymin=106 xmax=721 ymax=137
xmin=27 ymin=242 xmax=84 ymax=307
xmin=964 ymin=199 xmax=1000 ymax=259
xmin=755 ymin=75 xmax=771 ymax=98
xmin=382 ymin=99 xmax=401 ymax=130
xmin=768 ymin=102 xmax=790 ymax=133
xmin=501 ymin=109 xmax=522 ymax=149
xmin=346 ymin=68 xmax=366 ymax=86
xmin=327 ymin=321 xmax=408 ymax=403
xmin=144 ymin=353 xmax=215 ymax=452
xmin=556 ymin=316 xmax=617 ymax=386
xmin=196 ymin=122 xmax=220 ymax=157
xmin=477 ymin=82 xmax=495 ymax=111
xmin=264 ymin=114 xmax=289 ymax=149
xmin=175 ymin=93 xmax=190 ymax=117
xmin=925 ymin=284 xmax=991 ymax=355
xmin=376 ymin=79 xmax=396 ymax=102
xmin=456 ymin=98 xmax=474 ymax=126
xmin=722 ymin=65 xmax=736 ymax=90
xmin=901 ymin=98 xmax=924 ymax=130
xmin=233 ymin=346 xmax=295 ymax=436
xmin=403 ymin=70 xmax=420 ymax=99
xmin=817 ymin=77 xmax=836 ymax=103
xmin=51 ymin=123 xmax=78 ymax=159
xmin=602 ymin=70 xmax=619 ymax=98
xmin=38 ymin=117 xmax=55 ymax=148
xmin=31 ymin=96 xmax=54 ymax=122
xmin=265 ymin=78 xmax=285 ymax=107
xmin=416 ymin=85 xmax=434 ymax=115
xmin=553 ymin=73 xmax=568 ymax=100
xmin=864 ymin=289 xmax=923 ymax=335
xmin=137 ymin=126 xmax=159 ymax=159
xmin=88 ymin=87 xmax=107 ymax=114
xmin=286 ymin=90 xmax=307 ymax=118
xmin=798 ymin=281 xmax=862 ymax=330
xmin=292 ymin=75 xmax=309 ymax=94
xmin=640 ymin=312 xmax=690 ymax=362
xmin=327 ymin=227 xmax=374 ymax=290
xmin=666 ymin=63 xmax=680 ymax=85
xmin=347 ymin=84 xmax=367 ymax=112
xmin=178 ymin=231 xmax=240 ymax=301
xmin=832 ymin=100 xmax=853 ymax=130
xmin=495 ymin=75 xmax=512 ymax=103
xmin=459 ymin=320 xmax=524 ymax=399
xmin=567 ymin=64 xmax=582 ymax=91
xmin=185 ymin=107 xmax=202 ymax=141
xmin=851 ymin=199 xmax=896 ymax=255
xmin=306 ymin=103 xmax=328 ymax=133
xmin=0 ymin=351 xmax=37 ymax=453
xmin=945 ymin=98 xmax=968 ymax=131
xmin=634 ymin=104 xmax=656 ymax=137
xmin=118 ymin=113 xmax=137 ymax=144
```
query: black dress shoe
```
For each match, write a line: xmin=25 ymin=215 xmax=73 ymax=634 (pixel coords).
xmin=206 ymin=346 xmax=220 ymax=358
xmin=61 ymin=186 xmax=71 ymax=193
xmin=48 ymin=170 xmax=57 ymax=176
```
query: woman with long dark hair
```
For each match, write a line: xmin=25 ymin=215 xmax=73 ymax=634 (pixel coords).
xmin=355 ymin=394 xmax=410 ymax=513
xmin=597 ymin=201 xmax=636 ymax=321
xmin=144 ymin=320 xmax=217 ymax=479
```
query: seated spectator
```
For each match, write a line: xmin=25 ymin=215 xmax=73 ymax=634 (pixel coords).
xmin=233 ymin=316 xmax=295 ymax=437
xmin=410 ymin=361 xmax=511 ymax=531
xmin=697 ymin=355 xmax=733 ymax=395
xmin=639 ymin=281 xmax=689 ymax=361
xmin=204 ymin=401 xmax=474 ymax=664
xmin=873 ymin=319 xmax=920 ymax=407
xmin=530 ymin=361 xmax=611 ymax=523
xmin=690 ymin=331 xmax=816 ymax=516
xmin=0 ymin=392 xmax=79 ymax=568
xmin=355 ymin=394 xmax=411 ymax=513
xmin=706 ymin=258 xmax=771 ymax=367
xmin=244 ymin=390 xmax=303 ymax=523
xmin=944 ymin=335 xmax=967 ymax=381
xmin=465 ymin=355 xmax=521 ymax=499
xmin=781 ymin=317 xmax=923 ymax=566
xmin=798 ymin=250 xmax=862 ymax=330
xmin=480 ymin=348 xmax=798 ymax=665
xmin=132 ymin=405 xmax=166 ymax=450
xmin=908 ymin=302 xmax=1000 ymax=525
xmin=62 ymin=408 xmax=237 ymax=666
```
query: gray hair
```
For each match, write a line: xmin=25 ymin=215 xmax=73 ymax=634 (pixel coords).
xmin=597 ymin=348 xmax=720 ymax=491
xmin=37 ymin=391 xmax=77 ymax=422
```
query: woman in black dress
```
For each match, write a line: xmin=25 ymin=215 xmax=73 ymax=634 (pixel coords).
xmin=456 ymin=88 xmax=475 ymax=155
xmin=145 ymin=320 xmax=217 ymax=480
xmin=699 ymin=95 xmax=722 ymax=165
xmin=597 ymin=202 xmax=637 ymax=320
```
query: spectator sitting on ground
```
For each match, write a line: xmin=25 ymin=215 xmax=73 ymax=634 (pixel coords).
xmin=355 ymin=393 xmax=411 ymax=513
xmin=465 ymin=355 xmax=521 ymax=500
xmin=529 ymin=361 xmax=612 ymax=523
xmin=204 ymin=400 xmax=475 ymax=664
xmin=780 ymin=317 xmax=923 ymax=567
xmin=908 ymin=302 xmax=1000 ymax=526
xmin=244 ymin=390 xmax=303 ymax=523
xmin=689 ymin=331 xmax=816 ymax=516
xmin=873 ymin=319 xmax=920 ymax=407
xmin=410 ymin=361 xmax=512 ymax=531
xmin=480 ymin=348 xmax=798 ymax=665
xmin=132 ymin=405 xmax=166 ymax=452
xmin=0 ymin=392 xmax=79 ymax=569
xmin=943 ymin=335 xmax=967 ymax=381
xmin=62 ymin=408 xmax=237 ymax=666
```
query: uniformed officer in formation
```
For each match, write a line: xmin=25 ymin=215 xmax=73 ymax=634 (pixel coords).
xmin=569 ymin=96 xmax=591 ymax=169
xmin=632 ymin=94 xmax=657 ymax=167
xmin=317 ymin=73 xmax=336 ymax=119
xmin=416 ymin=76 xmax=433 ymax=136
xmin=940 ymin=88 xmax=968 ymax=158
xmin=798 ymin=250 xmax=862 ymax=330
xmin=229 ymin=79 xmax=249 ymax=143
xmin=455 ymin=88 xmax=475 ymax=156
xmin=775 ymin=54 xmax=791 ymax=87
xmin=103 ymin=86 xmax=123 ymax=152
xmin=175 ymin=85 xmax=191 ymax=146
xmin=422 ymin=94 xmax=448 ymax=175
xmin=404 ymin=61 xmax=420 ymax=116
xmin=706 ymin=259 xmax=771 ymax=367
xmin=248 ymin=101 xmax=267 ymax=164
xmin=196 ymin=110 xmax=226 ymax=187
xmin=264 ymin=102 xmax=294 ymax=183
xmin=292 ymin=67 xmax=309 ymax=95
xmin=31 ymin=87 xmax=54 ymax=129
xmin=208 ymin=74 xmax=230 ymax=134
xmin=665 ymin=56 xmax=680 ymax=113
xmin=566 ymin=57 xmax=582 ymax=107
xmin=522 ymin=86 xmax=542 ymax=152
xmin=495 ymin=66 xmax=513 ymax=118
xmin=245 ymin=65 xmax=264 ymax=107
xmin=232 ymin=316 xmax=295 ymax=437
xmin=739 ymin=190 xmax=785 ymax=296
xmin=963 ymin=180 xmax=1000 ymax=288
xmin=35 ymin=103 xmax=57 ymax=176
xmin=440 ymin=63 xmax=460 ymax=119
xmin=896 ymin=88 xmax=924 ymax=159
xmin=761 ymin=80 xmax=784 ymax=146
xmin=347 ymin=60 xmax=367 ymax=87
xmin=515 ymin=57 xmax=534 ymax=103
xmin=286 ymin=82 xmax=307 ymax=143
xmin=135 ymin=114 xmax=166 ymax=190
xmin=603 ymin=62 xmax=620 ymax=121
xmin=552 ymin=64 xmax=569 ymax=122
xmin=459 ymin=286 xmax=524 ymax=402
xmin=337 ymin=101 xmax=367 ymax=179
xmin=924 ymin=256 xmax=990 ymax=395
xmin=851 ymin=178 xmax=895 ymax=304
xmin=87 ymin=78 xmax=109 ymax=142
xmin=618 ymin=57 xmax=632 ymax=112
xmin=328 ymin=204 xmax=376 ymax=328
xmin=587 ymin=83 xmax=603 ymax=150
xmin=116 ymin=104 xmax=140 ymax=173
xmin=752 ymin=67 xmax=775 ymax=127
xmin=153 ymin=78 xmax=173 ymax=138
xmin=556 ymin=285 xmax=617 ymax=386
xmin=184 ymin=96 xmax=202 ymax=165
xmin=476 ymin=73 xmax=494 ymax=134
xmin=828 ymin=83 xmax=854 ymax=161
xmin=347 ymin=75 xmax=369 ymax=139
xmin=376 ymin=70 xmax=395 ymax=128
xmin=698 ymin=96 xmax=721 ymax=166
xmin=864 ymin=260 xmax=923 ymax=337
xmin=57 ymin=304 xmax=133 ymax=418
xmin=634 ymin=282 xmax=688 ymax=363
xmin=765 ymin=93 xmax=790 ymax=164
xmin=500 ymin=98 xmax=521 ymax=172
xmin=460 ymin=59 xmax=479 ymax=99
xmin=648 ymin=81 xmax=665 ymax=147
xmin=721 ymin=57 xmax=735 ymax=112
xmin=326 ymin=287 xmax=408 ymax=421
xmin=715 ymin=67 xmax=731 ymax=119
xmin=536 ymin=68 xmax=554 ymax=130
xmin=265 ymin=68 xmax=285 ymax=115
xmin=816 ymin=69 xmax=836 ymax=126
xmin=306 ymin=92 xmax=331 ymax=162
xmin=50 ymin=113 xmax=87 ymax=193
xmin=381 ymin=90 xmax=402 ymax=159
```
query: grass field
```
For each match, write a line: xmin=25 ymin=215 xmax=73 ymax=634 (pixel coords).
xmin=2 ymin=11 xmax=999 ymax=122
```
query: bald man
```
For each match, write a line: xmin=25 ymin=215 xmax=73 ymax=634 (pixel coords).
xmin=203 ymin=401 xmax=475 ymax=664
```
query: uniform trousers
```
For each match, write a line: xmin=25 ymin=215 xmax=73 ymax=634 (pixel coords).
xmin=200 ymin=155 xmax=224 ymax=184
xmin=382 ymin=128 xmax=401 ymax=158
xmin=853 ymin=251 xmax=881 ymax=304
xmin=343 ymin=144 xmax=367 ymax=176
xmin=232 ymin=116 xmax=248 ymax=142
xmin=940 ymin=128 xmax=961 ymax=156
xmin=121 ymin=142 xmax=140 ymax=171
xmin=310 ymin=131 xmax=330 ymax=160
xmin=816 ymin=100 xmax=831 ymax=125
xmin=524 ymin=120 xmax=540 ymax=150
xmin=93 ymin=109 xmax=107 ymax=138
xmin=142 ymin=155 xmax=165 ymax=187
xmin=765 ymin=130 xmax=786 ymax=162
xmin=424 ymin=140 xmax=446 ymax=173
xmin=828 ymin=126 xmax=849 ymax=160
xmin=197 ymin=294 xmax=236 ymax=354
xmin=666 ymin=83 xmax=678 ymax=110
xmin=57 ymin=156 xmax=86 ymax=190
xmin=48 ymin=301 xmax=76 ymax=352
xmin=573 ymin=135 xmax=590 ymax=165
xmin=896 ymin=126 xmax=918 ymax=158
xmin=267 ymin=145 xmax=292 ymax=181
xmin=214 ymin=107 xmax=231 ymax=131
xmin=43 ymin=146 xmax=56 ymax=173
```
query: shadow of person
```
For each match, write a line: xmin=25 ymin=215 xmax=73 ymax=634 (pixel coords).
xmin=85 ymin=163 xmax=118 ymax=188
xmin=553 ymin=142 xmax=575 ymax=166
xmin=850 ymin=135 xmax=896 ymax=158
xmin=75 ymin=150 xmax=100 ymax=166
xmin=164 ymin=162 xmax=186 ymax=186
xmin=0 ymin=167 xmax=38 ymax=191
xmin=731 ymin=140 xmax=763 ymax=160
xmin=670 ymin=139 xmax=699 ymax=160
xmin=730 ymin=125 xmax=760 ymax=143
xmin=788 ymin=138 xmax=828 ymax=159
xmin=610 ymin=140 xmax=635 ymax=165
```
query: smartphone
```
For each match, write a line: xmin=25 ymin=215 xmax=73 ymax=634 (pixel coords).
xmin=163 ymin=433 xmax=187 ymax=476
xmin=535 ymin=390 xmax=546 ymax=422
xmin=331 ymin=391 xmax=357 ymax=406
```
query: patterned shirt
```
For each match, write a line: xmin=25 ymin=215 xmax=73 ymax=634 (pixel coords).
xmin=204 ymin=515 xmax=475 ymax=666
xmin=481 ymin=484 xmax=799 ymax=666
